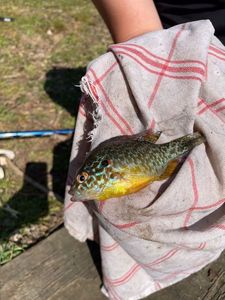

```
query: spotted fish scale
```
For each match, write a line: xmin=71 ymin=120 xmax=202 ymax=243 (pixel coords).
xmin=69 ymin=131 xmax=205 ymax=201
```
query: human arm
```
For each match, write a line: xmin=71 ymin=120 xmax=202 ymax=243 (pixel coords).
xmin=92 ymin=0 xmax=163 ymax=43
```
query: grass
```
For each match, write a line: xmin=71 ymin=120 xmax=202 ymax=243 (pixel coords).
xmin=0 ymin=0 xmax=111 ymax=264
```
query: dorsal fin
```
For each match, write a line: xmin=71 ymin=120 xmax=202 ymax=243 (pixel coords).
xmin=136 ymin=130 xmax=161 ymax=143
xmin=95 ymin=130 xmax=162 ymax=150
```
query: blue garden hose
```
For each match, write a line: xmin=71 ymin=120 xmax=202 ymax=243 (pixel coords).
xmin=0 ymin=129 xmax=74 ymax=139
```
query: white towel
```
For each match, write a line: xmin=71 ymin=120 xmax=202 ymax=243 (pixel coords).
xmin=64 ymin=20 xmax=225 ymax=300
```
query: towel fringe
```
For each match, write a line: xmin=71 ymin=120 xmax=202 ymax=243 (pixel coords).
xmin=80 ymin=76 xmax=102 ymax=142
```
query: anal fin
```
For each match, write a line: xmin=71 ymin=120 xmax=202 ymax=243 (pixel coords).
xmin=158 ymin=160 xmax=179 ymax=180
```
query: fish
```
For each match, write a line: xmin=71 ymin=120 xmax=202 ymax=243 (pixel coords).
xmin=69 ymin=131 xmax=205 ymax=202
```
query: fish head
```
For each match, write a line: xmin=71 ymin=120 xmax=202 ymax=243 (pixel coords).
xmin=68 ymin=140 xmax=156 ymax=202
xmin=69 ymin=151 xmax=120 ymax=201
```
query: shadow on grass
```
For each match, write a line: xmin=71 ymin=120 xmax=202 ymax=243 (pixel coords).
xmin=45 ymin=66 xmax=102 ymax=280
xmin=45 ymin=66 xmax=85 ymax=197
xmin=0 ymin=162 xmax=49 ymax=242
xmin=44 ymin=66 xmax=86 ymax=117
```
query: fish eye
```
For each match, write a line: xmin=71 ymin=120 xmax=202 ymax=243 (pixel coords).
xmin=101 ymin=159 xmax=110 ymax=167
xmin=77 ymin=172 xmax=89 ymax=183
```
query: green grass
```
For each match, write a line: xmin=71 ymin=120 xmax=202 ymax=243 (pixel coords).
xmin=0 ymin=0 xmax=111 ymax=264
xmin=0 ymin=243 xmax=25 ymax=265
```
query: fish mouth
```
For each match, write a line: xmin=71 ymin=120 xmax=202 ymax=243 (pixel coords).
xmin=68 ymin=185 xmax=103 ymax=202
xmin=70 ymin=196 xmax=97 ymax=202
xmin=68 ymin=186 xmax=83 ymax=201
xmin=69 ymin=195 xmax=90 ymax=202
xmin=68 ymin=188 xmax=97 ymax=202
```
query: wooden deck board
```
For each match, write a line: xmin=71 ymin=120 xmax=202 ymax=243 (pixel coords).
xmin=0 ymin=227 xmax=105 ymax=300
xmin=1 ymin=227 xmax=225 ymax=300
xmin=147 ymin=251 xmax=225 ymax=300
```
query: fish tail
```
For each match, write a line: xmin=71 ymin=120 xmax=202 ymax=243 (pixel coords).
xmin=162 ymin=132 xmax=206 ymax=161
xmin=180 ymin=132 xmax=206 ymax=148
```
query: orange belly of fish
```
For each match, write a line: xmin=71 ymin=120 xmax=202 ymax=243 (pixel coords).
xmin=97 ymin=175 xmax=156 ymax=201
xmin=97 ymin=161 xmax=178 ymax=201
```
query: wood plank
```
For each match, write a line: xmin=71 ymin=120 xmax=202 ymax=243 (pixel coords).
xmin=0 ymin=227 xmax=105 ymax=300
xmin=147 ymin=250 xmax=225 ymax=300
xmin=1 ymin=227 xmax=225 ymax=300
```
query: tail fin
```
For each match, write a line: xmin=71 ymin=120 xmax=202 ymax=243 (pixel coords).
xmin=181 ymin=132 xmax=206 ymax=148
xmin=162 ymin=131 xmax=206 ymax=161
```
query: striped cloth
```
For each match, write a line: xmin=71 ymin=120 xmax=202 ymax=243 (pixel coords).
xmin=64 ymin=20 xmax=225 ymax=300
